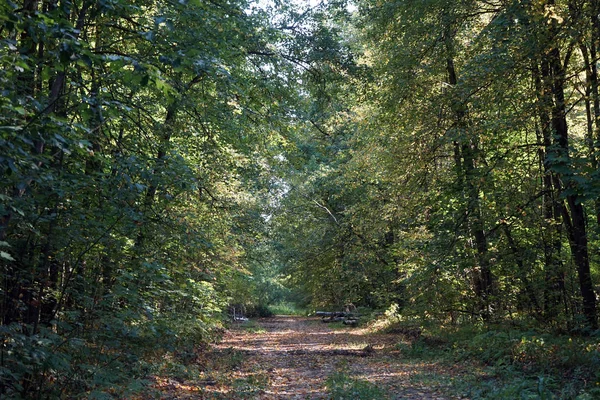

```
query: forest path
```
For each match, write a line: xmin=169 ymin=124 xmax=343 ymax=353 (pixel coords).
xmin=173 ymin=315 xmax=464 ymax=399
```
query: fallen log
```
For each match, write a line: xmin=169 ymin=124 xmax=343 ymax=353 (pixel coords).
xmin=317 ymin=310 xmax=360 ymax=326
xmin=286 ymin=348 xmax=373 ymax=357
xmin=316 ymin=311 xmax=350 ymax=317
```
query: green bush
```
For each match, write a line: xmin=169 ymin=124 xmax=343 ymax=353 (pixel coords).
xmin=245 ymin=304 xmax=274 ymax=318
xmin=455 ymin=330 xmax=515 ymax=366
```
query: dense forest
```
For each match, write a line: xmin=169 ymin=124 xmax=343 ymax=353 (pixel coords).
xmin=1 ymin=0 xmax=599 ymax=398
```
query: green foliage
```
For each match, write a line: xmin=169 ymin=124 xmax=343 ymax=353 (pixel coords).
xmin=245 ymin=304 xmax=274 ymax=318
xmin=458 ymin=375 xmax=558 ymax=400
xmin=3 ymin=0 xmax=600 ymax=397
xmin=268 ymin=0 xmax=600 ymax=332
xmin=452 ymin=330 xmax=600 ymax=381
xmin=0 ymin=0 xmax=300 ymax=397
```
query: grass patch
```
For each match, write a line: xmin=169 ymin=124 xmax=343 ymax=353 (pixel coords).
xmin=231 ymin=372 xmax=270 ymax=397
xmin=326 ymin=368 xmax=389 ymax=399
xmin=206 ymin=347 xmax=245 ymax=371
xmin=268 ymin=302 xmax=307 ymax=316
xmin=240 ymin=320 xmax=267 ymax=334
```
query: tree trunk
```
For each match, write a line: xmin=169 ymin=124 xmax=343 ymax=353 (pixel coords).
xmin=444 ymin=26 xmax=493 ymax=318
xmin=134 ymin=105 xmax=177 ymax=250
xmin=535 ymin=8 xmax=598 ymax=328
xmin=590 ymin=0 xmax=600 ymax=226
xmin=533 ymin=62 xmax=566 ymax=321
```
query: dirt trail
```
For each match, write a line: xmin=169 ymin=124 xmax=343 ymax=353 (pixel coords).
xmin=159 ymin=316 xmax=463 ymax=399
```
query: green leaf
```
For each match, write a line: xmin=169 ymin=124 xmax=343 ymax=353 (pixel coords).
xmin=0 ymin=251 xmax=15 ymax=261
xmin=13 ymin=106 xmax=27 ymax=115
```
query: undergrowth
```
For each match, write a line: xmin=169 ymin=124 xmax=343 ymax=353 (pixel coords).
xmin=381 ymin=311 xmax=600 ymax=399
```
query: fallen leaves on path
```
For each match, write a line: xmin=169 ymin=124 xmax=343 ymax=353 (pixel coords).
xmin=155 ymin=316 xmax=466 ymax=399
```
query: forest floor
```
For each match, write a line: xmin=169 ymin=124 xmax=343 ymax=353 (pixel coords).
xmin=155 ymin=316 xmax=471 ymax=399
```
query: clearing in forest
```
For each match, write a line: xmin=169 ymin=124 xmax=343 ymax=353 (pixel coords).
xmin=158 ymin=316 xmax=466 ymax=399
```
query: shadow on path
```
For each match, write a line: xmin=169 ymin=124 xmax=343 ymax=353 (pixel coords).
xmin=197 ymin=316 xmax=460 ymax=399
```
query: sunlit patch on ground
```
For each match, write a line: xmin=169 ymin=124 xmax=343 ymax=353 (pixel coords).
xmin=156 ymin=316 xmax=466 ymax=399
